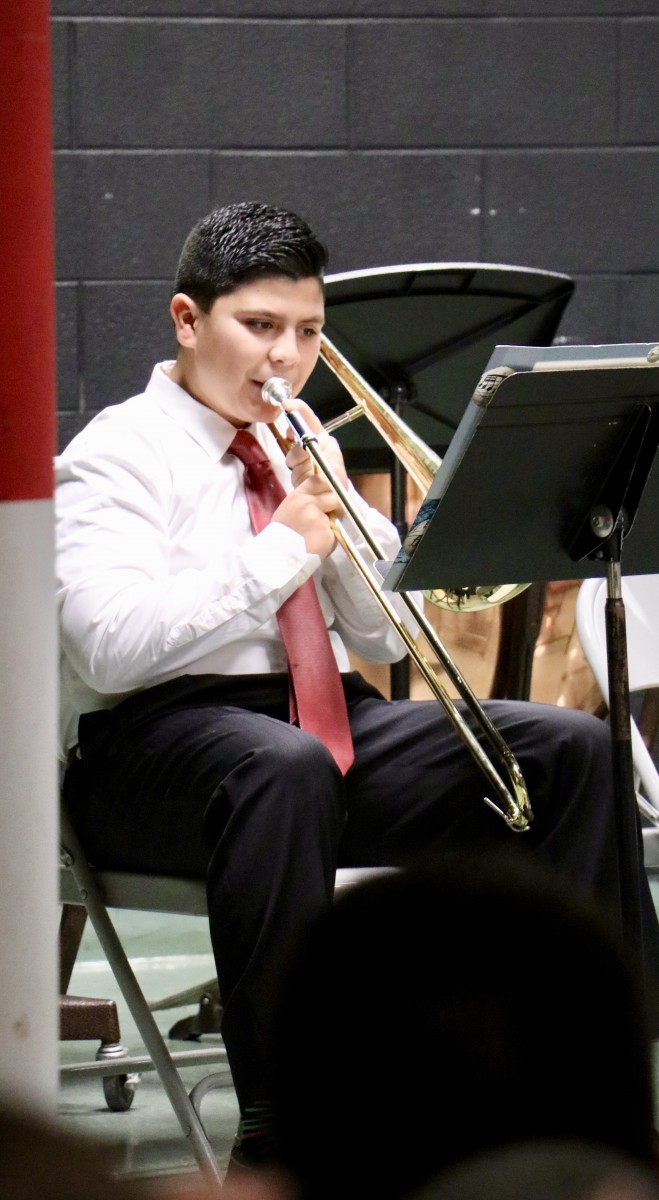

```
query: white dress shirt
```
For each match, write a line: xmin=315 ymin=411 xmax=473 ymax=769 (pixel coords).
xmin=56 ymin=363 xmax=414 ymax=753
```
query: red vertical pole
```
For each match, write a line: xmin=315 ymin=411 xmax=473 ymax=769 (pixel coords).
xmin=0 ymin=2 xmax=58 ymax=1111
xmin=0 ymin=1 xmax=56 ymax=491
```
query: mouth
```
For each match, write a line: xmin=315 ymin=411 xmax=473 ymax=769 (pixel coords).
xmin=250 ymin=380 xmax=278 ymax=411
xmin=253 ymin=378 xmax=295 ymax=409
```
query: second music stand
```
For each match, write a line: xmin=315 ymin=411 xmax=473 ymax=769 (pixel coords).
xmin=305 ymin=262 xmax=575 ymax=699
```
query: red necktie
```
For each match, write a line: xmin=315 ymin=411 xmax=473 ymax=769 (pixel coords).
xmin=228 ymin=429 xmax=354 ymax=775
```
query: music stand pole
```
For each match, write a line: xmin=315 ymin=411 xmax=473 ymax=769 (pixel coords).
xmin=602 ymin=534 xmax=643 ymax=946
xmin=383 ymin=380 xmax=414 ymax=700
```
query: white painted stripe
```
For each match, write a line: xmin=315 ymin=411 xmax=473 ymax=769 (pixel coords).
xmin=0 ymin=499 xmax=58 ymax=1114
xmin=73 ymin=954 xmax=216 ymax=977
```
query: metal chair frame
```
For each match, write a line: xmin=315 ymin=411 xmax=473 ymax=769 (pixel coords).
xmin=60 ymin=804 xmax=228 ymax=1193
xmin=60 ymin=803 xmax=391 ymax=1195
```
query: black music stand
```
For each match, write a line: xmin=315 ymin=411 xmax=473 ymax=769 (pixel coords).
xmin=384 ymin=340 xmax=659 ymax=949
xmin=307 ymin=262 xmax=575 ymax=465
xmin=305 ymin=262 xmax=575 ymax=698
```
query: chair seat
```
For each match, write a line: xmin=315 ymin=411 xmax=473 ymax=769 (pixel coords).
xmin=60 ymin=862 xmax=391 ymax=916
xmin=60 ymin=864 xmax=209 ymax=916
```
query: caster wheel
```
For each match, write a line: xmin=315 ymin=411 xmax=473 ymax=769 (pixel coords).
xmin=102 ymin=1071 xmax=140 ymax=1112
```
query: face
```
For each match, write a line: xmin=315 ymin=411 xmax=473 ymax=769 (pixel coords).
xmin=169 ymin=275 xmax=325 ymax=427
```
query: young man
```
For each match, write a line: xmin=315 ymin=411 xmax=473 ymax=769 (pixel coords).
xmin=56 ymin=202 xmax=659 ymax=1169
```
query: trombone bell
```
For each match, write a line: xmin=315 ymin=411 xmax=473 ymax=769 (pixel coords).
xmin=424 ymin=583 xmax=532 ymax=613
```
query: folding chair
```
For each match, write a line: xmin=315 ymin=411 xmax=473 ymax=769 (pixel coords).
xmin=575 ymin=574 xmax=659 ymax=837
xmin=60 ymin=798 xmax=390 ymax=1194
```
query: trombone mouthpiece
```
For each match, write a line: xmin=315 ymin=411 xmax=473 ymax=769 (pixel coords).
xmin=262 ymin=377 xmax=292 ymax=408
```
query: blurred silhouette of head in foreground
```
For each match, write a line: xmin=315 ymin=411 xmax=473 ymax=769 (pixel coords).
xmin=271 ymin=849 xmax=658 ymax=1200
xmin=410 ymin=1140 xmax=659 ymax=1200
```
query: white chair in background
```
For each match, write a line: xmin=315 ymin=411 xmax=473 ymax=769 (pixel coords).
xmin=575 ymin=574 xmax=659 ymax=832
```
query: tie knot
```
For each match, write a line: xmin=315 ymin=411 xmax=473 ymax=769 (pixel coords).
xmin=228 ymin=430 xmax=269 ymax=468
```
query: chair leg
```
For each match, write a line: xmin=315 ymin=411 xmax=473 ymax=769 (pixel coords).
xmin=60 ymin=902 xmax=127 ymax=1050
xmin=490 ymin=583 xmax=546 ymax=701
xmin=61 ymin=813 xmax=224 ymax=1195
xmin=638 ymin=688 xmax=659 ymax=761
xmin=149 ymin=978 xmax=223 ymax=1040
xmin=84 ymin=895 xmax=223 ymax=1191
xmin=168 ymin=984 xmax=223 ymax=1041
xmin=59 ymin=993 xmax=121 ymax=1043
xmin=59 ymin=902 xmax=87 ymax=994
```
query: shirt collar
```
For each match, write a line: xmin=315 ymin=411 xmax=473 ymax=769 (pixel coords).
xmin=146 ymin=361 xmax=261 ymax=462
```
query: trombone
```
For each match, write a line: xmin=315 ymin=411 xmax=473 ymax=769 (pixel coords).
xmin=320 ymin=334 xmax=530 ymax=612
xmin=262 ymin=375 xmax=533 ymax=834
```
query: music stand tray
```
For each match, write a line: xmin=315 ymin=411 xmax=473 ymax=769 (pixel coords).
xmin=384 ymin=339 xmax=659 ymax=948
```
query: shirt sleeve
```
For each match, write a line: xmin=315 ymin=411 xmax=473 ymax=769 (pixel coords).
xmin=319 ymin=482 xmax=422 ymax=663
xmin=56 ymin=436 xmax=319 ymax=694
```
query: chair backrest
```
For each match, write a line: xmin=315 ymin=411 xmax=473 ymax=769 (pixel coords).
xmin=576 ymin=574 xmax=659 ymax=815
xmin=577 ymin=575 xmax=659 ymax=697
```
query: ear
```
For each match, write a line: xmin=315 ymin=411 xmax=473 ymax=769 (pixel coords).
xmin=170 ymin=292 xmax=201 ymax=349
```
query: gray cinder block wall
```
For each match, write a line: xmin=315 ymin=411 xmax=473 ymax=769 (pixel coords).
xmin=52 ymin=0 xmax=659 ymax=449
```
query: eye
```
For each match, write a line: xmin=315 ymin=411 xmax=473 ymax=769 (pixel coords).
xmin=245 ymin=319 xmax=273 ymax=331
xmin=300 ymin=326 xmax=321 ymax=339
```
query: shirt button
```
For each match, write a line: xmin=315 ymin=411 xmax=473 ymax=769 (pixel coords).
xmin=286 ymin=557 xmax=298 ymax=571
xmin=226 ymin=597 xmax=241 ymax=612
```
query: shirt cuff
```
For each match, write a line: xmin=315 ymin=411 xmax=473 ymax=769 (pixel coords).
xmin=242 ymin=520 xmax=321 ymax=592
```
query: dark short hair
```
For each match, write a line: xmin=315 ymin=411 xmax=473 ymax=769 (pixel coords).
xmin=173 ymin=201 xmax=328 ymax=311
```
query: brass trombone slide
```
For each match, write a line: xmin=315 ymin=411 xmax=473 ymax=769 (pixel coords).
xmin=263 ymin=376 xmax=533 ymax=833
xmin=321 ymin=333 xmax=441 ymax=494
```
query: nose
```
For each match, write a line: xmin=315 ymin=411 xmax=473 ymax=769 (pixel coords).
xmin=269 ymin=327 xmax=300 ymax=367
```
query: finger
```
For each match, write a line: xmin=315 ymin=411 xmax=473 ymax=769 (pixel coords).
xmin=283 ymin=396 xmax=324 ymax=435
xmin=297 ymin=474 xmax=334 ymax=497
xmin=284 ymin=440 xmax=310 ymax=470
xmin=304 ymin=483 xmax=345 ymax=518
xmin=290 ymin=464 xmax=315 ymax=491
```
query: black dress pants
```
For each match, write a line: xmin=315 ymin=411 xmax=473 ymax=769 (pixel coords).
xmin=64 ymin=671 xmax=659 ymax=1115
